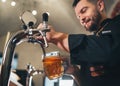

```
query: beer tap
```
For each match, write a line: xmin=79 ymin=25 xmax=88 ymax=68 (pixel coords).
xmin=0 ymin=11 xmax=49 ymax=86
xmin=26 ymin=63 xmax=44 ymax=86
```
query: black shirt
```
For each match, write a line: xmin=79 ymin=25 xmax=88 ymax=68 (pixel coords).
xmin=68 ymin=15 xmax=120 ymax=86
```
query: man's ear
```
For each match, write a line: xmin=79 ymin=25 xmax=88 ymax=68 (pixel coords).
xmin=97 ymin=0 xmax=105 ymax=12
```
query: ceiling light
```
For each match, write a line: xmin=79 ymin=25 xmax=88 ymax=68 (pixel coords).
xmin=32 ymin=10 xmax=37 ymax=15
xmin=11 ymin=1 xmax=16 ymax=6
xmin=1 ymin=0 xmax=6 ymax=3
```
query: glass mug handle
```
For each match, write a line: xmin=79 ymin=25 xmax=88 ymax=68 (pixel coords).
xmin=42 ymin=51 xmax=64 ymax=80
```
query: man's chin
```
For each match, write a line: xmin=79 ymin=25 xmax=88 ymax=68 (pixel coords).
xmin=84 ymin=26 xmax=91 ymax=31
xmin=83 ymin=25 xmax=95 ymax=32
xmin=85 ymin=24 xmax=98 ymax=32
xmin=85 ymin=27 xmax=95 ymax=32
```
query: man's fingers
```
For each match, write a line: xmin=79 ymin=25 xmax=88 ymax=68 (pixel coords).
xmin=37 ymin=23 xmax=43 ymax=29
xmin=90 ymin=66 xmax=104 ymax=71
xmin=89 ymin=66 xmax=104 ymax=77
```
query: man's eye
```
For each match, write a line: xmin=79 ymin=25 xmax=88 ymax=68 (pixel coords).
xmin=81 ymin=7 xmax=87 ymax=13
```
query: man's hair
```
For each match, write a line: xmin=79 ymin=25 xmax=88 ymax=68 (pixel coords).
xmin=72 ymin=0 xmax=80 ymax=7
xmin=72 ymin=0 xmax=98 ymax=7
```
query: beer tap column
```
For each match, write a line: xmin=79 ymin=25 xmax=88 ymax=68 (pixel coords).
xmin=41 ymin=12 xmax=50 ymax=47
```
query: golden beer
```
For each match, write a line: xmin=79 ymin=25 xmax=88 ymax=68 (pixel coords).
xmin=43 ymin=56 xmax=64 ymax=80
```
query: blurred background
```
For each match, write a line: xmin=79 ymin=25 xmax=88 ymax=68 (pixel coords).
xmin=0 ymin=0 xmax=120 ymax=86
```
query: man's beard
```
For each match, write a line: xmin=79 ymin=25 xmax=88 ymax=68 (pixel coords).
xmin=86 ymin=11 xmax=102 ymax=32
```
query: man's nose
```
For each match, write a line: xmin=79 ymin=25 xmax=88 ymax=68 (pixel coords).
xmin=81 ymin=16 xmax=86 ymax=22
xmin=79 ymin=16 xmax=86 ymax=25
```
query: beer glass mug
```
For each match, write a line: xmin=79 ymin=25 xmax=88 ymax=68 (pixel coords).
xmin=43 ymin=51 xmax=64 ymax=80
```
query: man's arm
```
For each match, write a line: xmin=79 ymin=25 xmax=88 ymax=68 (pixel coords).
xmin=37 ymin=24 xmax=70 ymax=52
xmin=50 ymin=32 xmax=69 ymax=52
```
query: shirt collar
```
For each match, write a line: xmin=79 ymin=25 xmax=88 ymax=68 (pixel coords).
xmin=94 ymin=18 xmax=112 ymax=35
xmin=100 ymin=18 xmax=112 ymax=27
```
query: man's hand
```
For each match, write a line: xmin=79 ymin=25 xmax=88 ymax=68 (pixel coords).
xmin=89 ymin=65 xmax=105 ymax=77
xmin=37 ymin=23 xmax=56 ymax=42
xmin=37 ymin=23 xmax=69 ymax=52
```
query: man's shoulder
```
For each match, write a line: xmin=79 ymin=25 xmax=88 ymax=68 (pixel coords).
xmin=110 ymin=15 xmax=120 ymax=38
xmin=112 ymin=14 xmax=120 ymax=22
xmin=104 ymin=15 xmax=120 ymax=34
xmin=108 ymin=14 xmax=120 ymax=26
